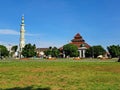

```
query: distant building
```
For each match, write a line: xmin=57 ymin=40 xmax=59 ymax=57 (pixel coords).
xmin=70 ymin=33 xmax=90 ymax=58
xmin=60 ymin=33 xmax=90 ymax=58
xmin=36 ymin=33 xmax=90 ymax=58
xmin=36 ymin=48 xmax=49 ymax=57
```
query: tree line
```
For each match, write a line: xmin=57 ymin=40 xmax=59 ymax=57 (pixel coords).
xmin=0 ymin=44 xmax=120 ymax=58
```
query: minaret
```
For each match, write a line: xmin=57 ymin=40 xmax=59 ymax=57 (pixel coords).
xmin=19 ymin=15 xmax=25 ymax=57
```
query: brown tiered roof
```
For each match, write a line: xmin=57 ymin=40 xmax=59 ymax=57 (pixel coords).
xmin=70 ymin=33 xmax=90 ymax=48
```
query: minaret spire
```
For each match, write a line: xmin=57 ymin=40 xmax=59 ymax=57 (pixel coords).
xmin=21 ymin=15 xmax=24 ymax=24
xmin=19 ymin=15 xmax=25 ymax=58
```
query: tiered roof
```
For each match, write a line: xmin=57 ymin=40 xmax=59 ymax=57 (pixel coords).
xmin=70 ymin=33 xmax=90 ymax=48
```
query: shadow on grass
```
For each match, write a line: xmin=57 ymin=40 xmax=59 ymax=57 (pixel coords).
xmin=1 ymin=86 xmax=51 ymax=90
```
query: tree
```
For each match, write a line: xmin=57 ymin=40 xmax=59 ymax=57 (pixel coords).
xmin=107 ymin=45 xmax=120 ymax=58
xmin=0 ymin=45 xmax=9 ymax=58
xmin=44 ymin=47 xmax=52 ymax=57
xmin=11 ymin=45 xmax=18 ymax=57
xmin=63 ymin=44 xmax=79 ymax=57
xmin=52 ymin=47 xmax=60 ymax=57
xmin=11 ymin=45 xmax=18 ymax=52
xmin=22 ymin=43 xmax=36 ymax=58
xmin=85 ymin=45 xmax=106 ymax=58
xmin=44 ymin=47 xmax=60 ymax=57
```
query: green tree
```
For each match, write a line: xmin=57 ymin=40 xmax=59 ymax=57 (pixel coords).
xmin=22 ymin=43 xmax=36 ymax=58
xmin=85 ymin=45 xmax=106 ymax=58
xmin=107 ymin=45 xmax=120 ymax=58
xmin=0 ymin=45 xmax=9 ymax=57
xmin=52 ymin=47 xmax=60 ymax=57
xmin=44 ymin=47 xmax=60 ymax=57
xmin=63 ymin=44 xmax=79 ymax=57
xmin=11 ymin=45 xmax=18 ymax=57
xmin=11 ymin=45 xmax=18 ymax=52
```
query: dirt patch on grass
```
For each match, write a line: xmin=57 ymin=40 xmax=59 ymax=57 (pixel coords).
xmin=94 ymin=65 xmax=120 ymax=73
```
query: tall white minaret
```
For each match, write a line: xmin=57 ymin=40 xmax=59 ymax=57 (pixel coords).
xmin=19 ymin=15 xmax=25 ymax=54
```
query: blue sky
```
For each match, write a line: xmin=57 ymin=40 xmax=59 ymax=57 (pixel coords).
xmin=0 ymin=0 xmax=120 ymax=49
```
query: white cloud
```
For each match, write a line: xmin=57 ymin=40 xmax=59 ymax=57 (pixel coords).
xmin=0 ymin=29 xmax=19 ymax=35
xmin=34 ymin=40 xmax=65 ymax=48
xmin=0 ymin=29 xmax=39 ymax=36
xmin=0 ymin=41 xmax=18 ymax=46
xmin=26 ymin=33 xmax=39 ymax=36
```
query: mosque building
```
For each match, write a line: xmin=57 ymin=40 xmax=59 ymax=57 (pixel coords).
xmin=36 ymin=33 xmax=90 ymax=58
xmin=70 ymin=33 xmax=90 ymax=58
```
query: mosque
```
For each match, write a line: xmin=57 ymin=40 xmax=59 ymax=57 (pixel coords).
xmin=69 ymin=33 xmax=90 ymax=58
xmin=19 ymin=15 xmax=90 ymax=58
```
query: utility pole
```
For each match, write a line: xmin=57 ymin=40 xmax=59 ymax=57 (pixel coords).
xmin=8 ymin=44 xmax=11 ymax=57
xmin=92 ymin=47 xmax=94 ymax=58
xmin=0 ymin=48 xmax=1 ymax=59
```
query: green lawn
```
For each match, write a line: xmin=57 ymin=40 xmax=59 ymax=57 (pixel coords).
xmin=0 ymin=58 xmax=120 ymax=90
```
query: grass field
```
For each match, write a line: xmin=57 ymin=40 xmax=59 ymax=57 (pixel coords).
xmin=0 ymin=58 xmax=120 ymax=90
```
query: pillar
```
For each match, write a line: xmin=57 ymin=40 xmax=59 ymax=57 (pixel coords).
xmin=83 ymin=50 xmax=85 ymax=58
xmin=79 ymin=50 xmax=82 ymax=58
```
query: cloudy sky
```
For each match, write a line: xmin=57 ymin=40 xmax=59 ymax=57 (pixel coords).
xmin=0 ymin=0 xmax=120 ymax=48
